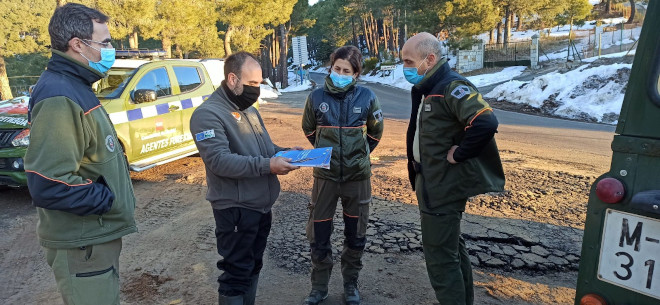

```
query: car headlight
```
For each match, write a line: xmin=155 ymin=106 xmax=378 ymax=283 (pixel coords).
xmin=11 ymin=129 xmax=30 ymax=147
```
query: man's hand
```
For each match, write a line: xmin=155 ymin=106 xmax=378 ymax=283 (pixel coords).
xmin=289 ymin=146 xmax=304 ymax=151
xmin=447 ymin=145 xmax=459 ymax=164
xmin=270 ymin=157 xmax=299 ymax=175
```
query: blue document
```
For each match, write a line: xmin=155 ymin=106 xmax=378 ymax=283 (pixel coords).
xmin=274 ymin=147 xmax=332 ymax=169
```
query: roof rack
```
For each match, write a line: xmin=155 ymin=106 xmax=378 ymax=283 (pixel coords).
xmin=115 ymin=49 xmax=167 ymax=59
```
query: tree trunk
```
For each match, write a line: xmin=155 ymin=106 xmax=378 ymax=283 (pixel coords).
xmin=370 ymin=13 xmax=379 ymax=56
xmin=504 ymin=7 xmax=511 ymax=45
xmin=261 ymin=38 xmax=272 ymax=80
xmin=490 ymin=28 xmax=495 ymax=44
xmin=569 ymin=17 xmax=574 ymax=41
xmin=351 ymin=17 xmax=358 ymax=47
xmin=496 ymin=22 xmax=502 ymax=44
xmin=129 ymin=31 xmax=139 ymax=49
xmin=0 ymin=56 xmax=14 ymax=100
xmin=627 ymin=0 xmax=636 ymax=24
xmin=56 ymin=0 xmax=66 ymax=7
xmin=362 ymin=16 xmax=372 ymax=56
xmin=161 ymin=36 xmax=172 ymax=58
xmin=224 ymin=26 xmax=234 ymax=56
xmin=176 ymin=45 xmax=183 ymax=59
xmin=516 ymin=13 xmax=523 ymax=30
xmin=606 ymin=0 xmax=612 ymax=14
xmin=278 ymin=24 xmax=288 ymax=89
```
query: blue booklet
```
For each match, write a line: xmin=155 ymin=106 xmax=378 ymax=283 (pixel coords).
xmin=274 ymin=147 xmax=332 ymax=169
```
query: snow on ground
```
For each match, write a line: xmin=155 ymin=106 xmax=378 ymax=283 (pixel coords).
xmin=485 ymin=62 xmax=632 ymax=124
xmin=582 ymin=49 xmax=636 ymax=62
xmin=360 ymin=64 xmax=526 ymax=91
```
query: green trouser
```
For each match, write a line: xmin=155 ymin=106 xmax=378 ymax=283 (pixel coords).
xmin=416 ymin=172 xmax=474 ymax=305
xmin=43 ymin=238 xmax=122 ymax=305
xmin=306 ymin=178 xmax=371 ymax=291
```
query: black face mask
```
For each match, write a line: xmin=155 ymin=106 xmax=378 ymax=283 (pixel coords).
xmin=222 ymin=80 xmax=260 ymax=111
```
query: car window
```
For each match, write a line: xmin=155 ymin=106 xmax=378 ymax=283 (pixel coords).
xmin=173 ymin=66 xmax=202 ymax=93
xmin=96 ymin=68 xmax=135 ymax=99
xmin=135 ymin=68 xmax=171 ymax=98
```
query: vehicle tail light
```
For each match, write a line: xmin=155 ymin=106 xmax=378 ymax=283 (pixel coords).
xmin=595 ymin=177 xmax=625 ymax=204
xmin=580 ymin=293 xmax=607 ymax=305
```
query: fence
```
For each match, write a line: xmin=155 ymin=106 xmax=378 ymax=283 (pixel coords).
xmin=484 ymin=41 xmax=533 ymax=67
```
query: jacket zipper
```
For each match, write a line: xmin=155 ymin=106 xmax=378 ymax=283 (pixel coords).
xmin=339 ymin=96 xmax=344 ymax=182
xmin=242 ymin=109 xmax=270 ymax=213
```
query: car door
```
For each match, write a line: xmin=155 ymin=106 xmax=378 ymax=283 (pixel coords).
xmin=126 ymin=66 xmax=184 ymax=161
xmin=172 ymin=65 xmax=212 ymax=149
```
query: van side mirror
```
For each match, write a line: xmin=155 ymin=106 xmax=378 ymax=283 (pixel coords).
xmin=132 ymin=89 xmax=156 ymax=104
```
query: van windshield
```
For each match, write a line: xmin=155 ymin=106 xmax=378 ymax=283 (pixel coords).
xmin=95 ymin=68 xmax=136 ymax=99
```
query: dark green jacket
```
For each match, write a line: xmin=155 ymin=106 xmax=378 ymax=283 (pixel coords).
xmin=24 ymin=51 xmax=137 ymax=248
xmin=302 ymin=78 xmax=384 ymax=182
xmin=408 ymin=59 xmax=505 ymax=211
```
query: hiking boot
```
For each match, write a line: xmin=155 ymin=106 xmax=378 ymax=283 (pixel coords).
xmin=343 ymin=281 xmax=360 ymax=305
xmin=303 ymin=289 xmax=328 ymax=305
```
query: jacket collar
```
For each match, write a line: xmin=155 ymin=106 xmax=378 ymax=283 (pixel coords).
xmin=414 ymin=57 xmax=449 ymax=96
xmin=47 ymin=50 xmax=105 ymax=87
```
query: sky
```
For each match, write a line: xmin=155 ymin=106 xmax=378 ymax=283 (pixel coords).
xmin=309 ymin=0 xmax=319 ymax=5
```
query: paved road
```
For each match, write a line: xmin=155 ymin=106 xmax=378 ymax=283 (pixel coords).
xmin=307 ymin=72 xmax=616 ymax=133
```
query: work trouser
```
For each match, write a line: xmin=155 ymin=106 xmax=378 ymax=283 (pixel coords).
xmin=43 ymin=238 xmax=122 ymax=305
xmin=213 ymin=207 xmax=272 ymax=297
xmin=416 ymin=172 xmax=473 ymax=305
xmin=306 ymin=178 xmax=371 ymax=291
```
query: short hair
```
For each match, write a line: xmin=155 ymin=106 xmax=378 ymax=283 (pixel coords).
xmin=417 ymin=36 xmax=442 ymax=59
xmin=48 ymin=3 xmax=109 ymax=52
xmin=329 ymin=46 xmax=362 ymax=76
xmin=224 ymin=51 xmax=259 ymax=79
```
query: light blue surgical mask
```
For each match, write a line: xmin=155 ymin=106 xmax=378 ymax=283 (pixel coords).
xmin=329 ymin=71 xmax=354 ymax=88
xmin=404 ymin=55 xmax=429 ymax=85
xmin=80 ymin=40 xmax=115 ymax=74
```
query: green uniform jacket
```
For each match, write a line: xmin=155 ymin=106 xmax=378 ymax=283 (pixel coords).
xmin=409 ymin=59 xmax=505 ymax=210
xmin=24 ymin=51 xmax=137 ymax=248
xmin=302 ymin=79 xmax=384 ymax=182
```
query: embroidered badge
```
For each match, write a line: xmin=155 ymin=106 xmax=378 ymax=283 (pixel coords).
xmin=195 ymin=129 xmax=215 ymax=142
xmin=353 ymin=107 xmax=362 ymax=114
xmin=451 ymin=85 xmax=471 ymax=99
xmin=319 ymin=102 xmax=329 ymax=113
xmin=105 ymin=135 xmax=115 ymax=152
xmin=372 ymin=109 xmax=383 ymax=121
xmin=424 ymin=103 xmax=431 ymax=112
xmin=231 ymin=112 xmax=242 ymax=121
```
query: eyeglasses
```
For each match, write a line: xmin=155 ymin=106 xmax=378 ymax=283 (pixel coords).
xmin=81 ymin=39 xmax=113 ymax=49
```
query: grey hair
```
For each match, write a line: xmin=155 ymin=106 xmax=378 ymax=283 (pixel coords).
xmin=417 ymin=36 xmax=442 ymax=59
xmin=48 ymin=3 xmax=109 ymax=52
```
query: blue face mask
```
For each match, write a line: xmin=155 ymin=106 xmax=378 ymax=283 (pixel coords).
xmin=80 ymin=40 xmax=115 ymax=74
xmin=404 ymin=55 xmax=429 ymax=85
xmin=330 ymin=71 xmax=354 ymax=88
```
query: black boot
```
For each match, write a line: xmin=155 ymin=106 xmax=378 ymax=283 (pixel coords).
xmin=219 ymin=294 xmax=244 ymax=305
xmin=343 ymin=281 xmax=360 ymax=305
xmin=302 ymin=289 xmax=328 ymax=305
xmin=243 ymin=275 xmax=259 ymax=305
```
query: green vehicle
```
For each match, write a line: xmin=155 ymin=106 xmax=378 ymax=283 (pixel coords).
xmin=575 ymin=2 xmax=660 ymax=305
xmin=0 ymin=57 xmax=226 ymax=186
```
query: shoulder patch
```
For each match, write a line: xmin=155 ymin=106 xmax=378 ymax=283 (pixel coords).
xmin=450 ymin=85 xmax=471 ymax=99
xmin=195 ymin=129 xmax=215 ymax=142
xmin=372 ymin=109 xmax=383 ymax=121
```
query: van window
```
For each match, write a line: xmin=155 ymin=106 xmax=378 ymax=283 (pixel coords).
xmin=173 ymin=66 xmax=202 ymax=93
xmin=135 ymin=68 xmax=171 ymax=98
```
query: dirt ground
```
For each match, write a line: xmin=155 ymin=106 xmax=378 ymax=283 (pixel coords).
xmin=0 ymin=101 xmax=614 ymax=305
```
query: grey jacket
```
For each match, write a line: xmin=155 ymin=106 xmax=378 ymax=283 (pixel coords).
xmin=190 ymin=87 xmax=286 ymax=213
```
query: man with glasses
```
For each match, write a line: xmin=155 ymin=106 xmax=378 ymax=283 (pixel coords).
xmin=24 ymin=3 xmax=135 ymax=304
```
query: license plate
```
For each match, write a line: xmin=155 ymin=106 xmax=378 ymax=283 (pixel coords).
xmin=598 ymin=209 xmax=660 ymax=300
